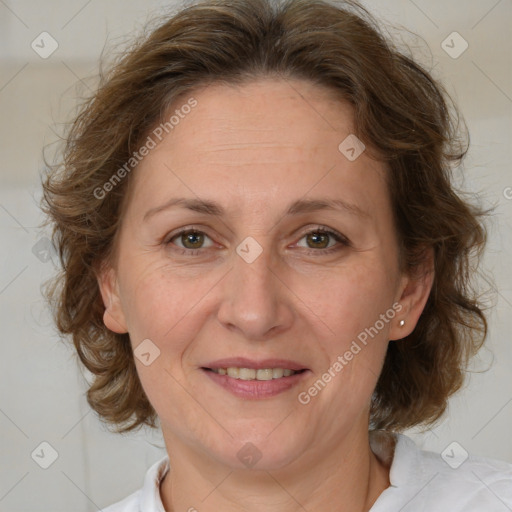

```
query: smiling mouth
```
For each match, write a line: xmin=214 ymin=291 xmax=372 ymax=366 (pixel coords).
xmin=205 ymin=367 xmax=307 ymax=381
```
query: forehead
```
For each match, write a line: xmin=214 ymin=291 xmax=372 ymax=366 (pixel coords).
xmin=171 ymin=78 xmax=357 ymax=159
xmin=128 ymin=78 xmax=388 ymax=218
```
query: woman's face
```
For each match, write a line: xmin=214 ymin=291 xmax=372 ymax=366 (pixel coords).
xmin=100 ymin=78 xmax=430 ymax=470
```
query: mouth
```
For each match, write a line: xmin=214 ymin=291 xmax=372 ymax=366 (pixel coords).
xmin=206 ymin=367 xmax=305 ymax=380
xmin=201 ymin=358 xmax=310 ymax=399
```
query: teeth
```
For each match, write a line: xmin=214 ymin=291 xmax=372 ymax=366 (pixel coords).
xmin=239 ymin=368 xmax=256 ymax=380
xmin=227 ymin=367 xmax=239 ymax=378
xmin=212 ymin=367 xmax=298 ymax=380
xmin=256 ymin=369 xmax=274 ymax=381
xmin=272 ymin=368 xmax=284 ymax=378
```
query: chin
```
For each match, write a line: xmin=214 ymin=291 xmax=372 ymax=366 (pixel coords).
xmin=211 ymin=426 xmax=307 ymax=472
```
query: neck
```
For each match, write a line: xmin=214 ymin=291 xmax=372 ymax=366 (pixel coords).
xmin=159 ymin=428 xmax=392 ymax=512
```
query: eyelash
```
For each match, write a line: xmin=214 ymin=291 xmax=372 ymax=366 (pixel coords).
xmin=164 ymin=225 xmax=350 ymax=257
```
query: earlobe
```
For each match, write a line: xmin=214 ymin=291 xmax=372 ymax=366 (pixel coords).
xmin=389 ymin=248 xmax=435 ymax=341
xmin=97 ymin=264 xmax=128 ymax=334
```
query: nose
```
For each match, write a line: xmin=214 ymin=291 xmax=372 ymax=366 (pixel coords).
xmin=216 ymin=241 xmax=294 ymax=341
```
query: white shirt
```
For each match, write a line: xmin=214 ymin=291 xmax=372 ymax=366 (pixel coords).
xmin=103 ymin=433 xmax=512 ymax=511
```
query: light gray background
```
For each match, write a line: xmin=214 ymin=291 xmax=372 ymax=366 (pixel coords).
xmin=1 ymin=0 xmax=511 ymax=510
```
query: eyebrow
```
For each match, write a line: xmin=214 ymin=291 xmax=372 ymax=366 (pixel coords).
xmin=143 ymin=197 xmax=370 ymax=222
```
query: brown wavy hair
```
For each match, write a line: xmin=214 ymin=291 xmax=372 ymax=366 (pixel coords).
xmin=42 ymin=0 xmax=490 ymax=433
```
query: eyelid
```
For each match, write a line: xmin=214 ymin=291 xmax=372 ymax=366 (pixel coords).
xmin=165 ymin=224 xmax=213 ymax=241
xmin=298 ymin=225 xmax=349 ymax=242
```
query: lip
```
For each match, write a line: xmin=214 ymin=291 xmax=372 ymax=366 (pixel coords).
xmin=202 ymin=357 xmax=308 ymax=371
xmin=203 ymin=367 xmax=310 ymax=399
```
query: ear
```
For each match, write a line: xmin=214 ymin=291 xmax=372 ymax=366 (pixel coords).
xmin=97 ymin=262 xmax=128 ymax=334
xmin=389 ymin=247 xmax=435 ymax=341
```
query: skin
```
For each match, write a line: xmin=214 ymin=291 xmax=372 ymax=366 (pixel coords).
xmin=98 ymin=78 xmax=434 ymax=511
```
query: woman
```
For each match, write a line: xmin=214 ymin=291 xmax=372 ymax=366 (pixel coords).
xmin=42 ymin=0 xmax=512 ymax=510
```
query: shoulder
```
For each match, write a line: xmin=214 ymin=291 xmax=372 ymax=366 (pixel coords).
xmin=371 ymin=432 xmax=512 ymax=511
xmin=102 ymin=456 xmax=170 ymax=512
xmin=414 ymin=438 xmax=512 ymax=509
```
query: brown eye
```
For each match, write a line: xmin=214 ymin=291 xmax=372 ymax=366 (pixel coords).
xmin=180 ymin=231 xmax=205 ymax=249
xmin=305 ymin=231 xmax=331 ymax=249
xmin=296 ymin=229 xmax=345 ymax=251
xmin=167 ymin=230 xmax=214 ymax=251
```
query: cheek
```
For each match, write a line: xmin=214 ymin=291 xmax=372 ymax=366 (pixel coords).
xmin=305 ymin=268 xmax=395 ymax=409
xmin=304 ymin=259 xmax=397 ymax=341
xmin=300 ymin=261 xmax=397 ymax=406
xmin=120 ymin=267 xmax=209 ymax=415
xmin=117 ymin=259 xmax=208 ymax=342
